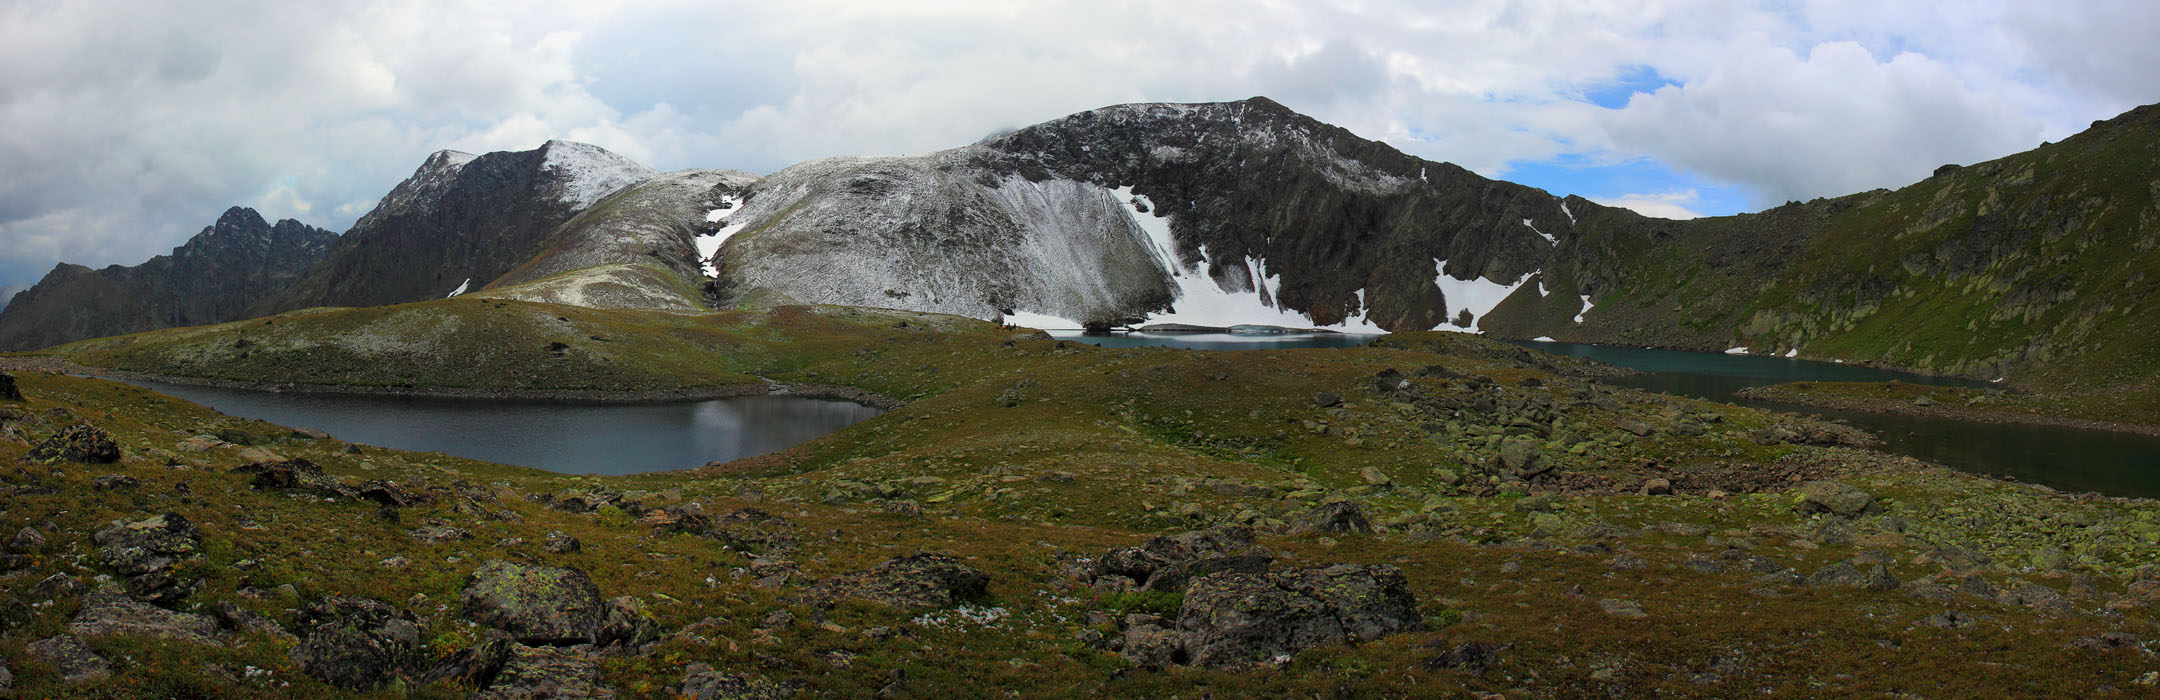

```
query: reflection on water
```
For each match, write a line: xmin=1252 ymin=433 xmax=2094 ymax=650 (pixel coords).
xmin=1047 ymin=330 xmax=1379 ymax=350
xmin=123 ymin=380 xmax=883 ymax=475
xmin=1512 ymin=340 xmax=2160 ymax=499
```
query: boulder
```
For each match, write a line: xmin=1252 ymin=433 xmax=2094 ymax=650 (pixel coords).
xmin=1289 ymin=500 xmax=1373 ymax=536
xmin=0 ymin=371 xmax=19 ymax=401
xmin=544 ymin=530 xmax=582 ymax=554
xmin=1795 ymin=481 xmax=1875 ymax=518
xmin=91 ymin=513 xmax=203 ymax=604
xmin=232 ymin=458 xmax=350 ymax=497
xmin=1175 ymin=564 xmax=1421 ymax=669
xmin=289 ymin=597 xmax=428 ymax=691
xmin=27 ymin=424 xmax=119 ymax=464
xmin=1640 ymin=478 xmax=1673 ymax=496
xmin=593 ymin=596 xmax=660 ymax=648
xmin=354 ymin=480 xmax=427 ymax=508
xmin=421 ymin=631 xmax=515 ymax=688
xmin=817 ymin=553 xmax=990 ymax=610
xmin=1121 ymin=618 xmax=1184 ymax=670
xmin=678 ymin=662 xmax=788 ymax=700
xmin=27 ymin=635 xmax=109 ymax=682
xmin=474 ymin=644 xmax=615 ymax=699
xmin=67 ymin=590 xmax=223 ymax=645
xmin=1093 ymin=526 xmax=1273 ymax=593
xmin=91 ymin=474 xmax=138 ymax=490
xmin=1176 ymin=573 xmax=1343 ymax=669
xmin=461 ymin=560 xmax=606 ymax=644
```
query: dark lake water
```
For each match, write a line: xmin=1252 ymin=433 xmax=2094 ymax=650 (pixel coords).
xmin=124 ymin=380 xmax=883 ymax=475
xmin=1514 ymin=341 xmax=2160 ymax=498
xmin=1048 ymin=330 xmax=1379 ymax=350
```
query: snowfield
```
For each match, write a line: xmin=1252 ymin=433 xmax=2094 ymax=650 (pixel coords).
xmin=1431 ymin=258 xmax=1534 ymax=333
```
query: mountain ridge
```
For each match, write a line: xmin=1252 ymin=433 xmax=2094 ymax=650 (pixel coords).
xmin=0 ymin=206 xmax=335 ymax=351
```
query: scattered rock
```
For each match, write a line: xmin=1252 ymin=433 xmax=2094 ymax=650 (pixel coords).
xmin=462 ymin=560 xmax=607 ymax=644
xmin=1808 ymin=561 xmax=1901 ymax=591
xmin=7 ymin=526 xmax=44 ymax=551
xmin=817 ymin=554 xmax=989 ymax=610
xmin=1290 ymin=500 xmax=1373 ymax=536
xmin=176 ymin=435 xmax=224 ymax=452
xmin=354 ymin=480 xmax=427 ymax=509
xmin=593 ymin=596 xmax=661 ymax=648
xmin=474 ymin=644 xmax=615 ymax=699
xmin=410 ymin=525 xmax=474 ymax=544
xmin=1598 ymin=598 xmax=1647 ymax=619
xmin=213 ymin=601 xmax=295 ymax=640
xmin=421 ymin=631 xmax=514 ymax=687
xmin=233 ymin=458 xmax=349 ymax=497
xmin=289 ymin=597 xmax=429 ymax=691
xmin=1426 ymin=641 xmax=1508 ymax=674
xmin=1794 ymin=480 xmax=1875 ymax=518
xmin=32 ymin=572 xmax=85 ymax=599
xmin=68 ymin=590 xmax=223 ymax=644
xmin=28 ymin=635 xmax=109 ymax=682
xmin=91 ymin=474 xmax=139 ymax=490
xmin=27 ymin=424 xmax=120 ymax=464
xmin=1092 ymin=526 xmax=1273 ymax=592
xmin=91 ymin=513 xmax=203 ymax=604
xmin=544 ymin=530 xmax=582 ymax=554
xmin=678 ymin=662 xmax=788 ymax=700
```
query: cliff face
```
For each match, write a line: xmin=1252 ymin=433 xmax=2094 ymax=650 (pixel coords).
xmin=249 ymin=141 xmax=658 ymax=314
xmin=0 ymin=207 xmax=335 ymax=351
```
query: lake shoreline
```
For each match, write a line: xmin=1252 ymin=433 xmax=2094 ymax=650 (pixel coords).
xmin=1736 ymin=384 xmax=2160 ymax=439
xmin=0 ymin=355 xmax=906 ymax=410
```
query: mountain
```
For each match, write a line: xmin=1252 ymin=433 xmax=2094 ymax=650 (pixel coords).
xmin=480 ymin=168 xmax=757 ymax=311
xmin=712 ymin=97 xmax=1573 ymax=331
xmin=246 ymin=140 xmax=659 ymax=315
xmin=1488 ymin=102 xmax=2160 ymax=387
xmin=707 ymin=96 xmax=2160 ymax=391
xmin=0 ymin=206 xmax=335 ymax=351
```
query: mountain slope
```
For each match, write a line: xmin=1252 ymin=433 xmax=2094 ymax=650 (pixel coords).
xmin=0 ymin=207 xmax=334 ymax=351
xmin=1485 ymin=102 xmax=2160 ymax=390
xmin=484 ymin=168 xmax=756 ymax=310
xmin=248 ymin=141 xmax=658 ymax=315
xmin=713 ymin=97 xmax=1580 ymax=331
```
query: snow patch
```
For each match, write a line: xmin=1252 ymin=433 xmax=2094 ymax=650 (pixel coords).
xmin=1784 ymin=348 xmax=1798 ymax=358
xmin=1560 ymin=200 xmax=1575 ymax=225
xmin=1573 ymin=294 xmax=1594 ymax=324
xmin=1522 ymin=218 xmax=1556 ymax=245
xmin=697 ymin=195 xmax=748 ymax=277
xmin=1001 ymin=310 xmax=1080 ymax=330
xmin=1093 ymin=186 xmax=1385 ymax=333
xmin=1532 ymin=336 xmax=1556 ymax=342
xmin=1431 ymin=258 xmax=1535 ymax=334
xmin=446 ymin=278 xmax=470 ymax=298
xmin=1725 ymin=346 xmax=1749 ymax=355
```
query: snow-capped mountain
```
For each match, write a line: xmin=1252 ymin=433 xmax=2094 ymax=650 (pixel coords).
xmin=248 ymin=140 xmax=659 ymax=315
xmin=708 ymin=97 xmax=1590 ymax=332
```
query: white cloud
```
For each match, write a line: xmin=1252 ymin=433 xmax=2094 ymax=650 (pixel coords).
xmin=1591 ymin=191 xmax=1706 ymax=220
xmin=1597 ymin=41 xmax=2043 ymax=204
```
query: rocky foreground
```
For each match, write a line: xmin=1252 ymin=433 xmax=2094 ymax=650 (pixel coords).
xmin=4 ymin=306 xmax=2160 ymax=698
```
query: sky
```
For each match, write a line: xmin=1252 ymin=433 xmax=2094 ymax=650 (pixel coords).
xmin=3 ymin=0 xmax=2156 ymax=306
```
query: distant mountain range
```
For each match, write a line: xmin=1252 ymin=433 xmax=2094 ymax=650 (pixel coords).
xmin=5 ymin=96 xmax=2156 ymax=390
xmin=0 ymin=207 xmax=333 ymax=351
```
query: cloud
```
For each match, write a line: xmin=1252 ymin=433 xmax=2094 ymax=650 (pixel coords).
xmin=1591 ymin=191 xmax=1705 ymax=220
xmin=1597 ymin=41 xmax=2042 ymax=205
